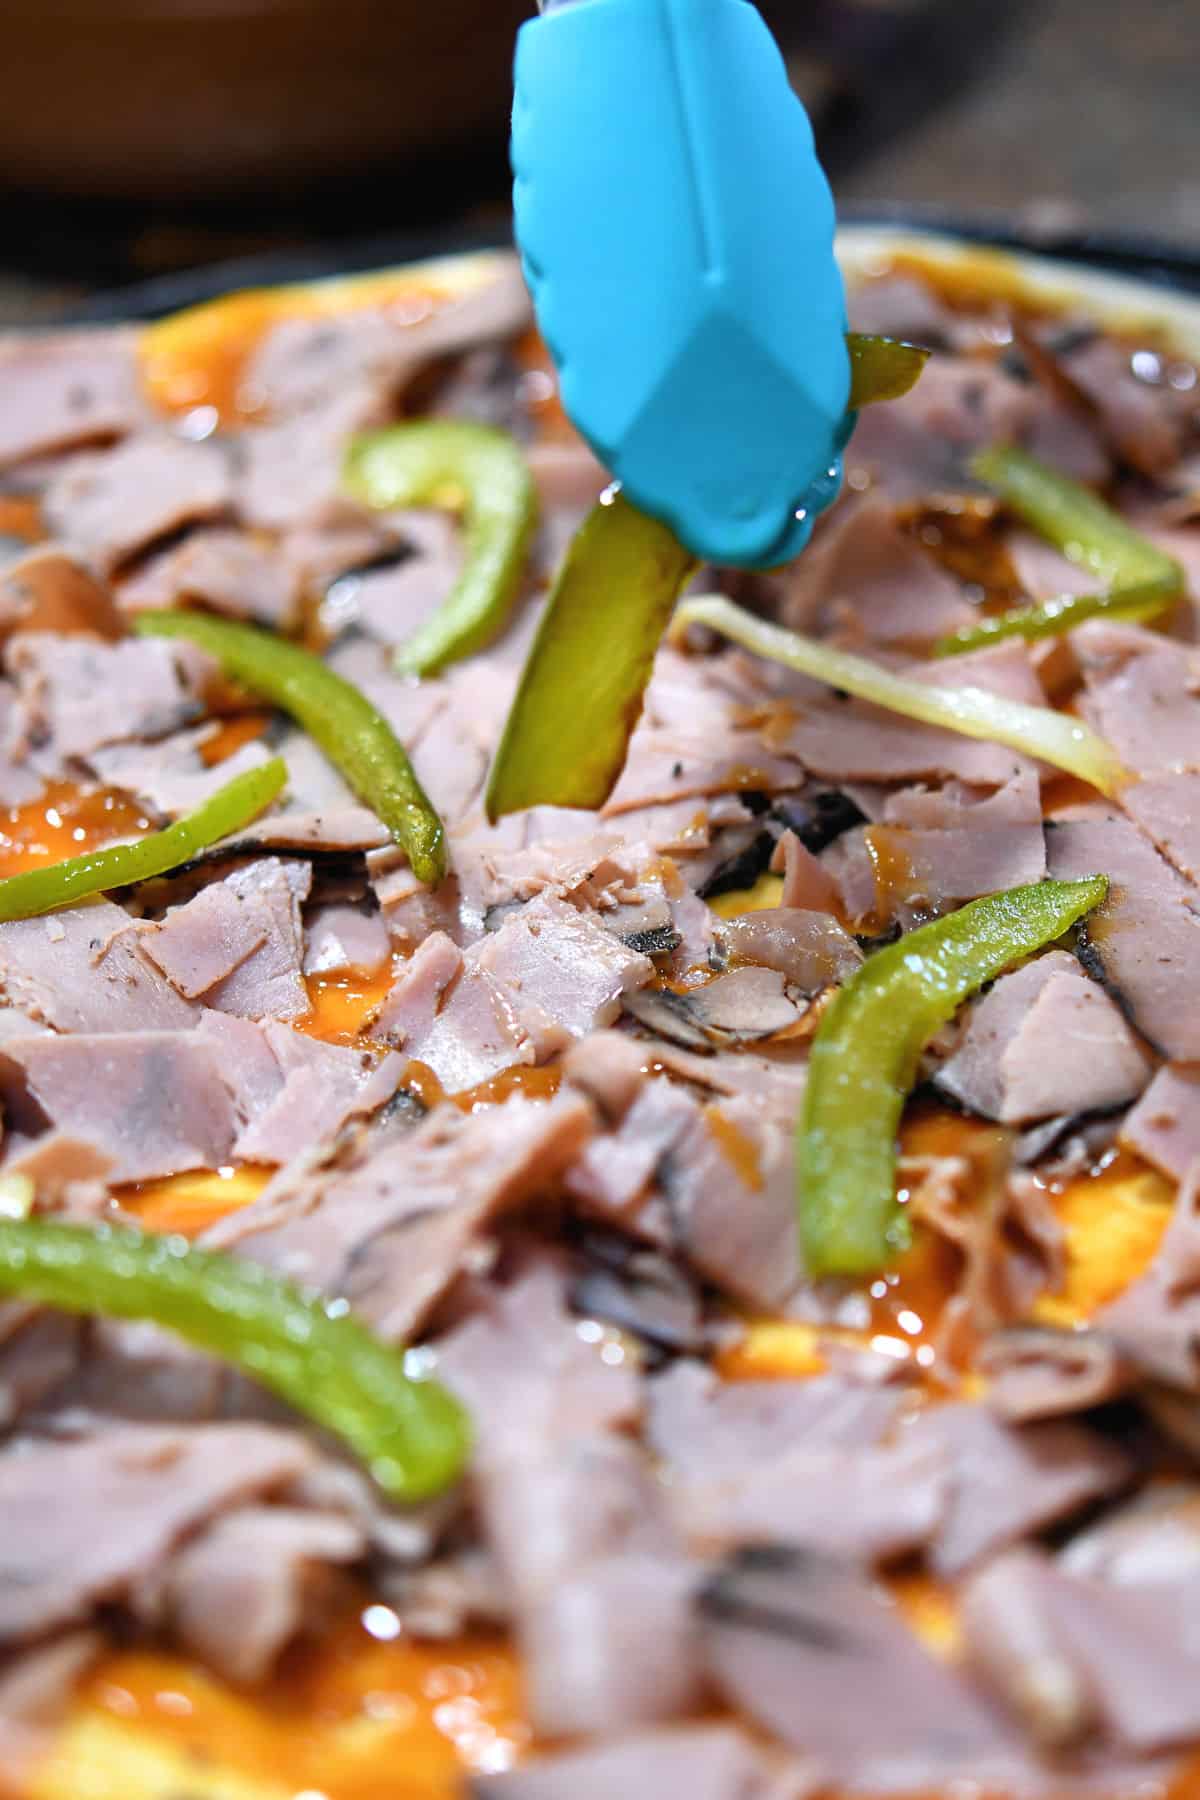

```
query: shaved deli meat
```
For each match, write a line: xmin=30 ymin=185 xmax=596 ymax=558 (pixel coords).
xmin=0 ymin=245 xmax=1199 ymax=1800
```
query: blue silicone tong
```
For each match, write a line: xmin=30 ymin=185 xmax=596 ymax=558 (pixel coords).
xmin=512 ymin=0 xmax=852 ymax=567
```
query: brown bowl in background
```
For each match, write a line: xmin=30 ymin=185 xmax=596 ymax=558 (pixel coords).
xmin=0 ymin=0 xmax=530 ymax=202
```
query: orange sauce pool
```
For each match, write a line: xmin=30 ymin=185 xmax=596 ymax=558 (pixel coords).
xmin=0 ymin=784 xmax=153 ymax=880
xmin=200 ymin=711 xmax=272 ymax=766
xmin=299 ymin=963 xmax=398 ymax=1046
xmin=35 ymin=1626 xmax=528 ymax=1800
xmin=0 ymin=494 xmax=43 ymax=543
xmin=724 ymin=1108 xmax=1173 ymax=1383
xmin=401 ymin=1058 xmax=565 ymax=1115
xmin=138 ymin=266 xmax=486 ymax=422
xmin=119 ymin=1165 xmax=273 ymax=1238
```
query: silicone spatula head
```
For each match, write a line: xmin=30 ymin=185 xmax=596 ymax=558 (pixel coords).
xmin=512 ymin=0 xmax=851 ymax=568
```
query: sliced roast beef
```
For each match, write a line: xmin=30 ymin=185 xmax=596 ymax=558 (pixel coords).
xmin=0 ymin=901 xmax=198 ymax=1034
xmin=844 ymin=353 xmax=1038 ymax=501
xmin=935 ymin=950 xmax=1152 ymax=1124
xmin=902 ymin=1402 xmax=1133 ymax=1575
xmin=44 ymin=435 xmax=232 ymax=574
xmin=437 ymin=1259 xmax=639 ymax=1464
xmin=699 ymin=1547 xmax=1041 ymax=1794
xmin=0 ymin=329 xmax=147 ymax=470
xmin=1009 ymin=529 xmax=1099 ymax=602
xmin=237 ymin=385 xmax=387 ymax=532
xmin=1096 ymin=1165 xmax=1200 ymax=1389
xmin=0 ymin=1421 xmax=317 ymax=1642
xmin=1046 ymin=809 xmax=1200 ymax=1060
xmin=7 ymin=632 xmax=211 ymax=765
xmin=979 ymin=1326 xmax=1131 ymax=1423
xmin=118 ymin=527 xmax=303 ymax=628
xmin=230 ymin=1022 xmax=403 ymax=1164
xmin=207 ymin=1093 xmax=593 ymax=1338
xmin=646 ymin=1361 xmax=944 ymax=1562
xmin=1075 ymin=623 xmax=1199 ymax=776
xmin=0 ymin=1314 xmax=83 ymax=1430
xmin=82 ymin=727 xmax=267 ymax=823
xmin=780 ymin=492 xmax=975 ymax=647
xmin=333 ymin=529 xmax=462 ymax=650
xmin=242 ymin=261 xmax=532 ymax=421
xmin=138 ymin=876 xmax=273 ymax=998
xmin=660 ymin=1093 xmax=803 ymax=1309
xmin=303 ymin=901 xmax=390 ymax=975
xmin=477 ymin=895 xmax=653 ymax=1036
xmin=962 ymin=1543 xmax=1200 ymax=1755
xmin=772 ymin=828 xmax=842 ymax=913
xmin=0 ymin=1631 xmax=102 ymax=1777
xmin=469 ymin=1723 xmax=802 ymax=1800
xmin=519 ymin=1551 xmax=704 ymax=1741
xmin=141 ymin=858 xmax=311 ymax=1020
xmin=377 ymin=898 xmax=652 ymax=1094
xmin=564 ymin=1062 xmax=698 ymax=1230
xmin=1119 ymin=1063 xmax=1200 ymax=1179
xmin=877 ymin=768 xmax=1048 ymax=918
xmin=438 ymin=1261 xmax=700 ymax=1739
xmin=777 ymin=642 xmax=1046 ymax=790
xmin=1058 ymin=333 xmax=1190 ymax=477
xmin=602 ymin=726 xmax=804 ymax=817
xmin=1121 ymin=771 xmax=1200 ymax=889
xmin=142 ymin=1503 xmax=364 ymax=1684
xmin=0 ymin=681 xmax=42 ymax=806
xmin=0 ymin=1009 xmax=403 ymax=1186
xmin=0 ymin=1029 xmax=241 ymax=1183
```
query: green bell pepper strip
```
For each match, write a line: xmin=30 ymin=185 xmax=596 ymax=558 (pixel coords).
xmin=846 ymin=333 xmax=930 ymax=408
xmin=133 ymin=611 xmax=447 ymax=886
xmin=343 ymin=421 xmax=538 ymax=678
xmin=935 ymin=579 xmax=1174 ymax=656
xmin=0 ymin=1218 xmax=470 ymax=1503
xmin=674 ymin=595 xmax=1126 ymax=795
xmin=0 ymin=758 xmax=287 ymax=923
xmin=486 ymin=490 xmax=697 ymax=820
xmin=937 ymin=446 xmax=1182 ymax=656
xmin=799 ymin=876 xmax=1108 ymax=1277
xmin=482 ymin=342 xmax=925 ymax=818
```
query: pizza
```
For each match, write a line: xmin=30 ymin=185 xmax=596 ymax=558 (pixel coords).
xmin=0 ymin=230 xmax=1197 ymax=1799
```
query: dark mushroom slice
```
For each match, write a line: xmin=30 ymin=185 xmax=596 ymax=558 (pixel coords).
xmin=624 ymin=965 xmax=807 ymax=1052
xmin=715 ymin=909 xmax=862 ymax=994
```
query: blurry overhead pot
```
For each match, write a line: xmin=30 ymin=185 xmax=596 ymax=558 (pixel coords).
xmin=0 ymin=0 xmax=530 ymax=201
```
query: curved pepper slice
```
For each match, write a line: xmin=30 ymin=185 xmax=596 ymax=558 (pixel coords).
xmin=343 ymin=420 xmax=538 ymax=677
xmin=483 ymin=339 xmax=926 ymax=816
xmin=675 ymin=595 xmax=1126 ymax=795
xmin=0 ymin=759 xmax=286 ymax=923
xmin=0 ymin=1219 xmax=470 ymax=1503
xmin=936 ymin=446 xmax=1182 ymax=655
xmin=846 ymin=333 xmax=930 ymax=408
xmin=486 ymin=490 xmax=696 ymax=820
xmin=134 ymin=611 xmax=446 ymax=886
xmin=799 ymin=876 xmax=1109 ymax=1277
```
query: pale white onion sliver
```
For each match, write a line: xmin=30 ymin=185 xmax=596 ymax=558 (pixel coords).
xmin=673 ymin=595 xmax=1126 ymax=797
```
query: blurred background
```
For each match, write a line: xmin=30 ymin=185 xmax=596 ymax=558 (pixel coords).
xmin=2 ymin=0 xmax=1198 ymax=323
